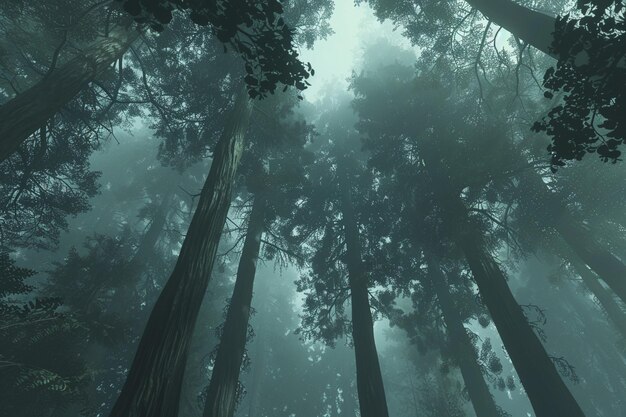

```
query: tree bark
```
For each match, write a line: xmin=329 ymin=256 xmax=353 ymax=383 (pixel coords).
xmin=202 ymin=194 xmax=266 ymax=417
xmin=108 ymin=86 xmax=252 ymax=417
xmin=427 ymin=259 xmax=501 ymax=417
xmin=464 ymin=0 xmax=556 ymax=56
xmin=0 ymin=26 xmax=139 ymax=163
xmin=339 ymin=172 xmax=390 ymax=417
xmin=455 ymin=220 xmax=585 ymax=417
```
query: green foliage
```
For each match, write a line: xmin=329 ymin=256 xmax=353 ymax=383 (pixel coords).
xmin=0 ymin=1 xmax=142 ymax=250
xmin=0 ymin=253 xmax=91 ymax=417
xmin=0 ymin=252 xmax=35 ymax=297
xmin=534 ymin=0 xmax=626 ymax=166
xmin=116 ymin=0 xmax=314 ymax=97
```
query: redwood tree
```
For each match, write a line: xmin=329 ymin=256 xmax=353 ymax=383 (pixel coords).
xmin=108 ymin=86 xmax=253 ymax=417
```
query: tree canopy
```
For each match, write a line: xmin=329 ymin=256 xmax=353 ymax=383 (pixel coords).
xmin=2 ymin=1 xmax=626 ymax=417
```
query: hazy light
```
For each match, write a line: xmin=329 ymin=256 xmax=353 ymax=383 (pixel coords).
xmin=300 ymin=1 xmax=410 ymax=102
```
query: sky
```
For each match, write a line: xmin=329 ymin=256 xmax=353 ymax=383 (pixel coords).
xmin=300 ymin=1 xmax=411 ymax=102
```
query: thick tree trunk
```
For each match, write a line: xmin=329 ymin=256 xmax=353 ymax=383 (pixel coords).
xmin=339 ymin=173 xmax=390 ymax=417
xmin=464 ymin=0 xmax=556 ymax=56
xmin=108 ymin=87 xmax=252 ymax=417
xmin=202 ymin=194 xmax=266 ymax=417
xmin=522 ymin=172 xmax=626 ymax=305
xmin=457 ymin=224 xmax=585 ymax=417
xmin=0 ymin=26 xmax=139 ymax=162
xmin=427 ymin=259 xmax=501 ymax=417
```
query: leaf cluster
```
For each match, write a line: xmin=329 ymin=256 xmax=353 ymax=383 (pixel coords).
xmin=534 ymin=0 xmax=626 ymax=167
xmin=116 ymin=0 xmax=314 ymax=97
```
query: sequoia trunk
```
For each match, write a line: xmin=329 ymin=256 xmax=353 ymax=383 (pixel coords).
xmin=108 ymin=87 xmax=252 ymax=417
xmin=339 ymin=172 xmax=390 ymax=417
xmin=0 ymin=26 xmax=139 ymax=162
xmin=427 ymin=259 xmax=501 ymax=417
xmin=458 ymin=225 xmax=585 ymax=417
xmin=202 ymin=194 xmax=266 ymax=417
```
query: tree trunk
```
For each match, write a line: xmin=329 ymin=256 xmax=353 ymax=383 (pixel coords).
xmin=0 ymin=26 xmax=139 ymax=162
xmin=555 ymin=218 xmax=626 ymax=305
xmin=130 ymin=197 xmax=171 ymax=270
xmin=565 ymin=251 xmax=626 ymax=341
xmin=202 ymin=194 xmax=266 ymax=417
xmin=108 ymin=86 xmax=252 ymax=417
xmin=464 ymin=0 xmax=556 ymax=56
xmin=456 ymin=223 xmax=585 ymax=417
xmin=427 ymin=259 xmax=501 ymax=417
xmin=339 ymin=172 xmax=390 ymax=417
xmin=522 ymin=172 xmax=626 ymax=305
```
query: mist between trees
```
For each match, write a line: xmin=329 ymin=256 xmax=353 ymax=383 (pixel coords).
xmin=1 ymin=1 xmax=626 ymax=417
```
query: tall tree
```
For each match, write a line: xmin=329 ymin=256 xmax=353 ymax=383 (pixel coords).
xmin=201 ymin=89 xmax=315 ymax=416
xmin=338 ymin=164 xmax=390 ymax=417
xmin=284 ymin=100 xmax=391 ymax=417
xmin=426 ymin=259 xmax=501 ymax=417
xmin=201 ymin=192 xmax=265 ymax=417
xmin=351 ymin=55 xmax=586 ymax=416
xmin=109 ymin=86 xmax=252 ymax=417
xmin=446 ymin=194 xmax=585 ymax=417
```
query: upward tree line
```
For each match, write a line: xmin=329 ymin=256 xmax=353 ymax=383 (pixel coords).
xmin=1 ymin=0 xmax=625 ymax=417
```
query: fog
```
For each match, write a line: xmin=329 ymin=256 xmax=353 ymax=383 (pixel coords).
xmin=2 ymin=1 xmax=626 ymax=417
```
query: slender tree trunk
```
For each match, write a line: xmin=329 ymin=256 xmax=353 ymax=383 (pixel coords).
xmin=202 ymin=194 xmax=266 ymax=417
xmin=423 ymin=147 xmax=585 ymax=415
xmin=464 ymin=0 xmax=556 ymax=56
xmin=522 ymin=172 xmax=626 ymax=305
xmin=455 ymin=222 xmax=585 ymax=416
xmin=565 ymin=252 xmax=626 ymax=341
xmin=128 ymin=193 xmax=172 ymax=274
xmin=339 ymin=172 xmax=390 ymax=417
xmin=108 ymin=87 xmax=252 ymax=417
xmin=0 ymin=26 xmax=139 ymax=162
xmin=555 ymin=218 xmax=626 ymax=304
xmin=427 ymin=259 xmax=501 ymax=417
